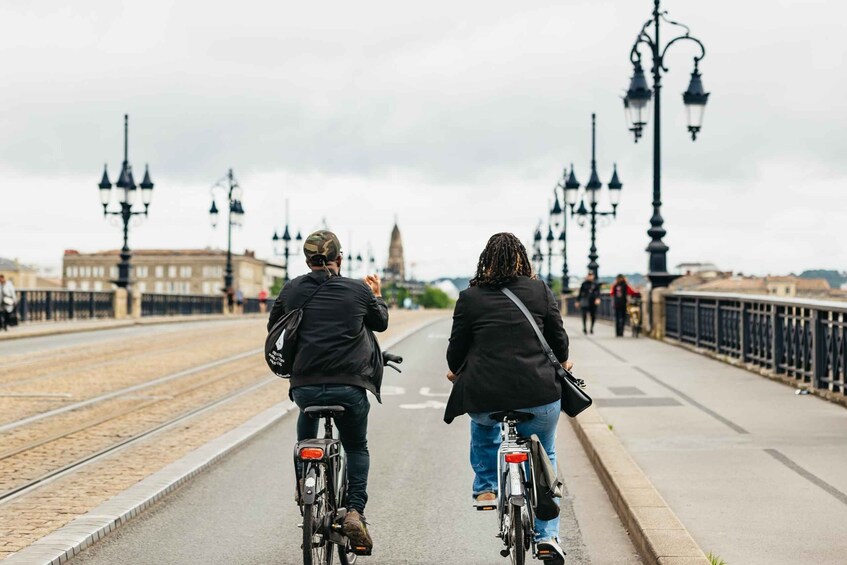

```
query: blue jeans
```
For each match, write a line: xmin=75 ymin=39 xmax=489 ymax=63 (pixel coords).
xmin=469 ymin=399 xmax=561 ymax=542
xmin=291 ymin=385 xmax=370 ymax=513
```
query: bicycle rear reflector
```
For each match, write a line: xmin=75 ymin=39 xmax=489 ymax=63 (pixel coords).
xmin=299 ymin=447 xmax=325 ymax=460
xmin=504 ymin=452 xmax=528 ymax=463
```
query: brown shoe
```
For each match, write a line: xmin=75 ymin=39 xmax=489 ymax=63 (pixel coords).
xmin=343 ymin=509 xmax=373 ymax=555
xmin=474 ymin=491 xmax=498 ymax=510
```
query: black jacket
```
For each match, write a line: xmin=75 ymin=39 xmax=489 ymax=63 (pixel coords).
xmin=268 ymin=270 xmax=389 ymax=397
xmin=444 ymin=276 xmax=569 ymax=423
xmin=577 ymin=280 xmax=601 ymax=308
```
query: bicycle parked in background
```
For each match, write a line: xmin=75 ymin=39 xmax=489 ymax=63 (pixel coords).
xmin=295 ymin=352 xmax=403 ymax=565
xmin=627 ymin=294 xmax=643 ymax=338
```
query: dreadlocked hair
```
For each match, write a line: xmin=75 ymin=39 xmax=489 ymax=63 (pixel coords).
xmin=469 ymin=232 xmax=534 ymax=289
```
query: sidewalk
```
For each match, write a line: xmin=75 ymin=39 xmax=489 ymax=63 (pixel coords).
xmin=564 ymin=316 xmax=847 ymax=565
xmin=0 ymin=314 xmax=265 ymax=342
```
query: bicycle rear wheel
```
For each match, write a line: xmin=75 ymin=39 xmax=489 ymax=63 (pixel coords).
xmin=336 ymin=463 xmax=357 ymax=565
xmin=509 ymin=503 xmax=526 ymax=565
xmin=302 ymin=468 xmax=331 ymax=565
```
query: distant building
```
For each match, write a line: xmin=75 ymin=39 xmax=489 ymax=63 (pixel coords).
xmin=0 ymin=257 xmax=61 ymax=288
xmin=385 ymin=222 xmax=406 ymax=282
xmin=62 ymin=249 xmax=267 ymax=297
xmin=675 ymin=262 xmax=723 ymax=278
xmin=672 ymin=273 xmax=842 ymax=301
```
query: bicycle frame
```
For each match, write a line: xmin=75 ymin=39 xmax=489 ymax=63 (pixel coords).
xmin=496 ymin=418 xmax=538 ymax=558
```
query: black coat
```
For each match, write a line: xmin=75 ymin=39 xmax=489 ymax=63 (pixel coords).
xmin=268 ymin=270 xmax=389 ymax=398
xmin=444 ymin=276 xmax=569 ymax=423
xmin=577 ymin=280 xmax=601 ymax=308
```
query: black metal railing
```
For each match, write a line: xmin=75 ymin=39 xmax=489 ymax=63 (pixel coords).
xmin=563 ymin=294 xmax=617 ymax=321
xmin=17 ymin=290 xmax=114 ymax=322
xmin=665 ymin=292 xmax=847 ymax=395
xmin=140 ymin=293 xmax=224 ymax=317
xmin=243 ymin=298 xmax=262 ymax=314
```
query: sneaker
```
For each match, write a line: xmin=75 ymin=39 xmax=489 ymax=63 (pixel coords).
xmin=343 ymin=509 xmax=373 ymax=555
xmin=536 ymin=539 xmax=566 ymax=564
xmin=473 ymin=491 xmax=497 ymax=511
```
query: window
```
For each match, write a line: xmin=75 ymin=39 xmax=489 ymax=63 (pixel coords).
xmin=137 ymin=282 xmax=147 ymax=292
xmin=93 ymin=281 xmax=103 ymax=291
xmin=80 ymin=280 xmax=90 ymax=291
xmin=168 ymin=266 xmax=177 ymax=279
xmin=67 ymin=281 xmax=77 ymax=290
xmin=155 ymin=281 xmax=164 ymax=293
xmin=202 ymin=281 xmax=212 ymax=295
xmin=136 ymin=266 xmax=148 ymax=278
xmin=179 ymin=266 xmax=192 ymax=278
xmin=155 ymin=266 xmax=164 ymax=278
xmin=110 ymin=266 xmax=118 ymax=278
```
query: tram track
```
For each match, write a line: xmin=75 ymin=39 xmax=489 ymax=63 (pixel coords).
xmin=0 ymin=376 xmax=276 ymax=506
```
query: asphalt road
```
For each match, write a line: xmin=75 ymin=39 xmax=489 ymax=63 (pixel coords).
xmin=72 ymin=318 xmax=639 ymax=565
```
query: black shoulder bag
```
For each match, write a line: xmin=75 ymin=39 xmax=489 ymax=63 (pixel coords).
xmin=500 ymin=288 xmax=592 ymax=418
xmin=264 ymin=278 xmax=333 ymax=378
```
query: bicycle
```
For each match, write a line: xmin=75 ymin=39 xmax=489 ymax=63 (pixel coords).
xmin=481 ymin=410 xmax=558 ymax=565
xmin=626 ymin=294 xmax=642 ymax=338
xmin=295 ymin=352 xmax=403 ymax=565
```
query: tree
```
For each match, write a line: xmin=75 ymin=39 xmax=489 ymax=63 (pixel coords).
xmin=416 ymin=285 xmax=454 ymax=309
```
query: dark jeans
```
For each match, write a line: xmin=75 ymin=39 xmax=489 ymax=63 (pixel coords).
xmin=0 ymin=311 xmax=9 ymax=330
xmin=614 ymin=307 xmax=626 ymax=336
xmin=291 ymin=384 xmax=370 ymax=513
xmin=581 ymin=305 xmax=597 ymax=332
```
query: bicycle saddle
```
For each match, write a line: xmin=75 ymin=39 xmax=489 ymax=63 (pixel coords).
xmin=489 ymin=410 xmax=534 ymax=423
xmin=304 ymin=405 xmax=346 ymax=418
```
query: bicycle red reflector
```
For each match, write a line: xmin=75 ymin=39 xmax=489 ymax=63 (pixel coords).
xmin=504 ymin=453 xmax=528 ymax=463
xmin=300 ymin=447 xmax=324 ymax=460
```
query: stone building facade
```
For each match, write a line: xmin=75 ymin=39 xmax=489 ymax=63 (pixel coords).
xmin=62 ymin=249 xmax=267 ymax=297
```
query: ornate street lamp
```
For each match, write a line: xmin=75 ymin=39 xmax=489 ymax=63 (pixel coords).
xmin=623 ymin=0 xmax=709 ymax=288
xmin=272 ymin=201 xmax=302 ymax=283
xmin=97 ymin=114 xmax=154 ymax=289
xmin=550 ymin=174 xmax=572 ymax=294
xmin=569 ymin=114 xmax=623 ymax=278
xmin=209 ymin=169 xmax=244 ymax=294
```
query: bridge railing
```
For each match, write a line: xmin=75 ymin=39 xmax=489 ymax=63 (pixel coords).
xmin=665 ymin=292 xmax=847 ymax=395
xmin=243 ymin=298 xmax=262 ymax=314
xmin=17 ymin=290 xmax=115 ymax=322
xmin=140 ymin=293 xmax=224 ymax=317
xmin=563 ymin=294 xmax=616 ymax=320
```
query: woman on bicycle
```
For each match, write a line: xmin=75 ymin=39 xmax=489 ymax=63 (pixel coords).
xmin=444 ymin=232 xmax=570 ymax=564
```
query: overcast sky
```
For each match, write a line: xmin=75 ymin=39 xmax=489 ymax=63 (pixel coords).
xmin=1 ymin=0 xmax=844 ymax=282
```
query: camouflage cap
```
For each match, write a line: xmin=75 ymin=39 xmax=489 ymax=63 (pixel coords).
xmin=303 ymin=230 xmax=342 ymax=263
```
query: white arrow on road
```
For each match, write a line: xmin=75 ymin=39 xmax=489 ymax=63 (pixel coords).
xmin=380 ymin=386 xmax=406 ymax=396
xmin=399 ymin=400 xmax=447 ymax=410
xmin=419 ymin=387 xmax=449 ymax=397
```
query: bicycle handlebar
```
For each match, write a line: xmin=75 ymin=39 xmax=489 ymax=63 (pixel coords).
xmin=382 ymin=352 xmax=403 ymax=373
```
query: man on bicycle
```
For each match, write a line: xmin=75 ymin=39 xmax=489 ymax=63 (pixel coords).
xmin=268 ymin=230 xmax=388 ymax=553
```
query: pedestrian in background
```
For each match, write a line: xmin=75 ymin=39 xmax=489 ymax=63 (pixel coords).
xmin=611 ymin=274 xmax=637 ymax=337
xmin=577 ymin=272 xmax=601 ymax=334
xmin=0 ymin=274 xmax=17 ymax=331
xmin=235 ymin=288 xmax=244 ymax=314
xmin=258 ymin=288 xmax=269 ymax=313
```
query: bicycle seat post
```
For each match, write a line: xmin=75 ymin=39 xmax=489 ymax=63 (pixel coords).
xmin=323 ymin=415 xmax=334 ymax=440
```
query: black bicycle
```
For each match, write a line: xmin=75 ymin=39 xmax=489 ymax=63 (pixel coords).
xmin=295 ymin=352 xmax=403 ymax=565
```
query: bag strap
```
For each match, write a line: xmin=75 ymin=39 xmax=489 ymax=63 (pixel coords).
xmin=298 ymin=276 xmax=335 ymax=310
xmin=500 ymin=288 xmax=562 ymax=370
xmin=501 ymin=287 xmax=586 ymax=389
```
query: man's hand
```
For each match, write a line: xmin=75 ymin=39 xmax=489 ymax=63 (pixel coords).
xmin=446 ymin=370 xmax=457 ymax=383
xmin=364 ymin=274 xmax=382 ymax=297
xmin=594 ymin=298 xmax=601 ymax=306
xmin=562 ymin=361 xmax=574 ymax=371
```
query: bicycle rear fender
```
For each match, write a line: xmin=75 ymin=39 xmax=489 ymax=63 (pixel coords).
xmin=302 ymin=466 xmax=318 ymax=505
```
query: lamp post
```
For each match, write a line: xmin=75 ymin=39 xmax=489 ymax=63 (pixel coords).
xmin=623 ymin=0 xmax=709 ymax=287
xmin=209 ymin=169 xmax=244 ymax=295
xmin=272 ymin=202 xmax=302 ymax=283
xmin=565 ymin=114 xmax=623 ymax=279
xmin=551 ymin=168 xmax=573 ymax=294
xmin=97 ymin=114 xmax=154 ymax=289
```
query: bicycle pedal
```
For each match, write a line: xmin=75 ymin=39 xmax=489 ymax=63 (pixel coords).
xmin=351 ymin=545 xmax=372 ymax=556
xmin=476 ymin=504 xmax=497 ymax=511
xmin=499 ymin=549 xmax=510 ymax=557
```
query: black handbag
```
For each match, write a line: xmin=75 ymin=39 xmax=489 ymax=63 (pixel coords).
xmin=264 ymin=278 xmax=334 ymax=378
xmin=500 ymin=288 xmax=592 ymax=418
xmin=528 ymin=434 xmax=563 ymax=520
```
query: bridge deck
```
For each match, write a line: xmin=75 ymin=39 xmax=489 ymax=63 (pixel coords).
xmin=571 ymin=316 xmax=847 ymax=564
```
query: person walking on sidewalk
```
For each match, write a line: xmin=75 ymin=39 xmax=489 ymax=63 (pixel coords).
xmin=577 ymin=272 xmax=601 ymax=334
xmin=443 ymin=232 xmax=570 ymax=564
xmin=611 ymin=274 xmax=637 ymax=337
xmin=0 ymin=274 xmax=16 ymax=331
xmin=268 ymin=230 xmax=388 ymax=554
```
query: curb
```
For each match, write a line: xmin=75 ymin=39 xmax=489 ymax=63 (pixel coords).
xmin=570 ymin=406 xmax=710 ymax=565
xmin=1 ymin=315 xmax=448 ymax=564
xmin=0 ymin=314 xmax=265 ymax=342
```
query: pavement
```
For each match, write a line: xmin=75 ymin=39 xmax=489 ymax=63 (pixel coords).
xmin=567 ymin=317 xmax=847 ymax=565
xmin=71 ymin=317 xmax=641 ymax=565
